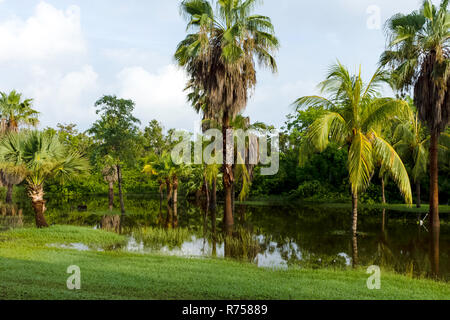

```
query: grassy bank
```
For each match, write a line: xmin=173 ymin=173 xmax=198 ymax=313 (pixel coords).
xmin=0 ymin=226 xmax=449 ymax=300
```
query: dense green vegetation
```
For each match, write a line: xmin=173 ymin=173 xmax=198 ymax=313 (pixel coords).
xmin=0 ymin=226 xmax=449 ymax=300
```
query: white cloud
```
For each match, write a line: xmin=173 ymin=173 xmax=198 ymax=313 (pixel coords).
xmin=0 ymin=1 xmax=85 ymax=63
xmin=116 ymin=64 xmax=199 ymax=131
xmin=27 ymin=65 xmax=99 ymax=127
xmin=0 ymin=2 xmax=98 ymax=130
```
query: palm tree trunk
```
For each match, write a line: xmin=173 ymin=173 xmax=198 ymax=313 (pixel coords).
xmin=381 ymin=177 xmax=386 ymax=204
xmin=166 ymin=178 xmax=173 ymax=205
xmin=352 ymin=192 xmax=358 ymax=236
xmin=172 ymin=175 xmax=178 ymax=228
xmin=29 ymin=184 xmax=49 ymax=228
xmin=211 ymin=176 xmax=217 ymax=210
xmin=6 ymin=184 xmax=13 ymax=204
xmin=416 ymin=181 xmax=421 ymax=209
xmin=429 ymin=129 xmax=440 ymax=229
xmin=159 ymin=181 xmax=164 ymax=213
xmin=173 ymin=176 xmax=178 ymax=206
xmin=116 ymin=164 xmax=125 ymax=215
xmin=222 ymin=112 xmax=234 ymax=228
xmin=108 ymin=181 xmax=114 ymax=211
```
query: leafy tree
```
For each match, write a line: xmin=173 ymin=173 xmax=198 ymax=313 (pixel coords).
xmin=295 ymin=62 xmax=413 ymax=237
xmin=88 ymin=95 xmax=141 ymax=214
xmin=381 ymin=0 xmax=450 ymax=228
xmin=0 ymin=131 xmax=89 ymax=228
xmin=175 ymin=0 xmax=279 ymax=228
xmin=143 ymin=120 xmax=166 ymax=156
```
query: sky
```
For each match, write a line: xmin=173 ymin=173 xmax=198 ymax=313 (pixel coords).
xmin=0 ymin=0 xmax=434 ymax=132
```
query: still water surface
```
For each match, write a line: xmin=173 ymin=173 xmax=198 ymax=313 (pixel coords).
xmin=1 ymin=195 xmax=448 ymax=281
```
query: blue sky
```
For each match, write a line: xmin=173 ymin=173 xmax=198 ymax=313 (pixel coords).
xmin=0 ymin=0 xmax=431 ymax=132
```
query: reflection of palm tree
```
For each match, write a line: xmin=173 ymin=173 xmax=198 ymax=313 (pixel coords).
xmin=430 ymin=227 xmax=440 ymax=278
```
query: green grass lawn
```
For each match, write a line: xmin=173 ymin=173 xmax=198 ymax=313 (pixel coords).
xmin=0 ymin=226 xmax=449 ymax=300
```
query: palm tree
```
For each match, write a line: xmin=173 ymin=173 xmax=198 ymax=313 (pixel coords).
xmin=102 ymin=166 xmax=118 ymax=211
xmin=393 ymin=102 xmax=450 ymax=208
xmin=381 ymin=0 xmax=450 ymax=229
xmin=0 ymin=131 xmax=89 ymax=228
xmin=0 ymin=90 xmax=40 ymax=204
xmin=0 ymin=90 xmax=39 ymax=133
xmin=393 ymin=104 xmax=429 ymax=208
xmin=295 ymin=62 xmax=413 ymax=237
xmin=175 ymin=0 xmax=279 ymax=227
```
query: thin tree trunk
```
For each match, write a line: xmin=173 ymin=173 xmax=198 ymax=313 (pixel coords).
xmin=166 ymin=178 xmax=173 ymax=205
xmin=29 ymin=184 xmax=49 ymax=228
xmin=211 ymin=176 xmax=217 ymax=210
xmin=429 ymin=129 xmax=440 ymax=229
xmin=222 ymin=112 xmax=234 ymax=228
xmin=381 ymin=177 xmax=386 ymax=204
xmin=173 ymin=175 xmax=178 ymax=206
xmin=159 ymin=181 xmax=164 ymax=210
xmin=6 ymin=184 xmax=13 ymax=204
xmin=352 ymin=233 xmax=359 ymax=268
xmin=116 ymin=164 xmax=125 ymax=215
xmin=416 ymin=181 xmax=421 ymax=209
xmin=108 ymin=181 xmax=114 ymax=211
xmin=172 ymin=175 xmax=178 ymax=228
xmin=352 ymin=192 xmax=358 ymax=236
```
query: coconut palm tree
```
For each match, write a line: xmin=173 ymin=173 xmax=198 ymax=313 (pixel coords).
xmin=295 ymin=62 xmax=413 ymax=237
xmin=0 ymin=131 xmax=90 ymax=228
xmin=393 ymin=105 xmax=429 ymax=208
xmin=175 ymin=0 xmax=279 ymax=227
xmin=393 ymin=102 xmax=450 ymax=208
xmin=380 ymin=0 xmax=450 ymax=229
xmin=0 ymin=90 xmax=40 ymax=204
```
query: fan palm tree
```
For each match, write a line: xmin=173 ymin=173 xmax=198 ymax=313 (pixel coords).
xmin=0 ymin=90 xmax=39 ymax=133
xmin=295 ymin=62 xmax=413 ymax=237
xmin=0 ymin=131 xmax=90 ymax=228
xmin=175 ymin=0 xmax=279 ymax=227
xmin=0 ymin=90 xmax=40 ymax=204
xmin=380 ymin=0 xmax=450 ymax=229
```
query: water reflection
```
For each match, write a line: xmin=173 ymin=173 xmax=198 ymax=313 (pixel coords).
xmin=430 ymin=227 xmax=440 ymax=278
xmin=1 ymin=195 xmax=448 ymax=280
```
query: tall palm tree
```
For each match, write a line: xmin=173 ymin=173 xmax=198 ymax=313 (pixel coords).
xmin=295 ymin=62 xmax=413 ymax=237
xmin=381 ymin=0 xmax=450 ymax=229
xmin=175 ymin=0 xmax=279 ymax=227
xmin=0 ymin=131 xmax=89 ymax=228
xmin=0 ymin=90 xmax=40 ymax=204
